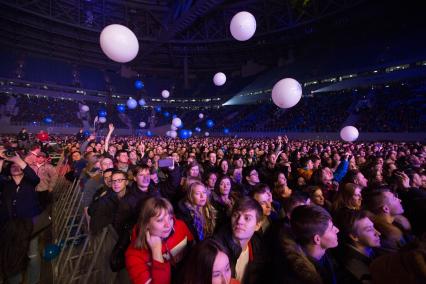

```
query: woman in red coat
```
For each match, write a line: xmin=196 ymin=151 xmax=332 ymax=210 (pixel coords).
xmin=125 ymin=197 xmax=193 ymax=284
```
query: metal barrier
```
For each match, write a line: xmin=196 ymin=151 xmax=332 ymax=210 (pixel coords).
xmin=51 ymin=177 xmax=124 ymax=284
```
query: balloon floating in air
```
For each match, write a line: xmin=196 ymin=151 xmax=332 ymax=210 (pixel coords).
xmin=213 ymin=72 xmax=226 ymax=86
xmin=340 ymin=126 xmax=359 ymax=142
xmin=126 ymin=97 xmax=137 ymax=109
xmin=100 ymin=24 xmax=139 ymax=63
xmin=230 ymin=11 xmax=257 ymax=41
xmin=271 ymin=78 xmax=302 ymax=109
xmin=161 ymin=90 xmax=170 ymax=98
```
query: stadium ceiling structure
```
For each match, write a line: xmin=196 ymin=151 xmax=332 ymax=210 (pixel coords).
xmin=0 ymin=0 xmax=366 ymax=75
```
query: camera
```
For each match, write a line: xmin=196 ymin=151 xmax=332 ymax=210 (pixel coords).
xmin=5 ymin=148 xmax=17 ymax=157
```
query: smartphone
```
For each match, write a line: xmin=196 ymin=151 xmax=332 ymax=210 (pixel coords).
xmin=158 ymin=158 xmax=174 ymax=168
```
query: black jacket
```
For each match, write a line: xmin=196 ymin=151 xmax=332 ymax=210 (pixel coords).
xmin=0 ymin=165 xmax=41 ymax=225
xmin=275 ymin=230 xmax=339 ymax=284
xmin=213 ymin=224 xmax=268 ymax=284
xmin=114 ymin=183 xmax=160 ymax=233
xmin=88 ymin=189 xmax=122 ymax=235
xmin=17 ymin=131 xmax=29 ymax=142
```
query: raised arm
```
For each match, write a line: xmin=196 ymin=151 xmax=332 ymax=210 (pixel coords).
xmin=104 ymin=123 xmax=115 ymax=153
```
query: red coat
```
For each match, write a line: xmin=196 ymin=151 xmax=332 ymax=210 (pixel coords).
xmin=126 ymin=219 xmax=193 ymax=284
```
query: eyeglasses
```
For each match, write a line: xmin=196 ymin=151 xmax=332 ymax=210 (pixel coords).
xmin=111 ymin=178 xmax=126 ymax=183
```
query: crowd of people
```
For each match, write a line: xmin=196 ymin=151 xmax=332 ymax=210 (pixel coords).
xmin=0 ymin=125 xmax=425 ymax=284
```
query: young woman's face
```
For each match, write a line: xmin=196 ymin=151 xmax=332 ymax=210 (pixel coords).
xmin=219 ymin=178 xmax=231 ymax=196
xmin=212 ymin=251 xmax=232 ymax=284
xmin=277 ymin=173 xmax=287 ymax=186
xmin=190 ymin=165 xmax=200 ymax=177
xmin=351 ymin=187 xmax=363 ymax=209
xmin=148 ymin=209 xmax=174 ymax=239
xmin=207 ymin=174 xmax=217 ymax=188
xmin=311 ymin=189 xmax=325 ymax=206
xmin=220 ymin=161 xmax=228 ymax=173
xmin=191 ymin=184 xmax=207 ymax=207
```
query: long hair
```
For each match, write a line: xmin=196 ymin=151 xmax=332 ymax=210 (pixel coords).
xmin=182 ymin=239 xmax=229 ymax=284
xmin=186 ymin=182 xmax=216 ymax=237
xmin=332 ymin=183 xmax=362 ymax=212
xmin=134 ymin=197 xmax=174 ymax=249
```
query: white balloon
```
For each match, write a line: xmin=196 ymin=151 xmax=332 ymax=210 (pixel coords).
xmin=161 ymin=90 xmax=170 ymax=98
xmin=81 ymin=105 xmax=89 ymax=112
xmin=100 ymin=24 xmax=139 ymax=63
xmin=230 ymin=11 xmax=257 ymax=41
xmin=139 ymin=121 xmax=146 ymax=128
xmin=205 ymin=132 xmax=210 ymax=137
xmin=127 ymin=97 xmax=137 ymax=109
xmin=138 ymin=99 xmax=146 ymax=106
xmin=172 ymin=117 xmax=182 ymax=128
xmin=166 ymin=131 xmax=171 ymax=136
xmin=271 ymin=78 xmax=302 ymax=109
xmin=170 ymin=130 xmax=177 ymax=138
xmin=99 ymin=117 xmax=107 ymax=123
xmin=213 ymin=72 xmax=226 ymax=86
xmin=171 ymin=125 xmax=178 ymax=131
xmin=340 ymin=126 xmax=359 ymax=142
xmin=198 ymin=113 xmax=204 ymax=119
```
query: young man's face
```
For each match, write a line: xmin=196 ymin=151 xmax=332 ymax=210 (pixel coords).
xmin=356 ymin=172 xmax=368 ymax=188
xmin=103 ymin=171 xmax=113 ymax=188
xmin=384 ymin=191 xmax=404 ymax=215
xmin=209 ymin=153 xmax=217 ymax=164
xmin=117 ymin=152 xmax=129 ymax=164
xmin=111 ymin=173 xmax=128 ymax=193
xmin=352 ymin=217 xmax=381 ymax=248
xmin=231 ymin=209 xmax=260 ymax=242
xmin=246 ymin=170 xmax=259 ymax=184
xmin=318 ymin=220 xmax=339 ymax=249
xmin=134 ymin=169 xmax=151 ymax=189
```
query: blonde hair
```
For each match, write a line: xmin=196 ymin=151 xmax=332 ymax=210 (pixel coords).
xmin=134 ymin=197 xmax=174 ymax=249
xmin=186 ymin=182 xmax=216 ymax=237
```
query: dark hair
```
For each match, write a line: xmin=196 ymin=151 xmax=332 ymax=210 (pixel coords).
xmin=232 ymin=197 xmax=263 ymax=222
xmin=132 ymin=164 xmax=150 ymax=177
xmin=334 ymin=209 xmax=370 ymax=244
xmin=111 ymin=170 xmax=128 ymax=179
xmin=331 ymin=183 xmax=362 ymax=212
xmin=242 ymin=166 xmax=256 ymax=179
xmin=341 ymin=169 xmax=362 ymax=185
xmin=362 ymin=188 xmax=391 ymax=214
xmin=102 ymin=168 xmax=114 ymax=175
xmin=115 ymin=150 xmax=128 ymax=158
xmin=250 ymin=183 xmax=270 ymax=198
xmin=291 ymin=205 xmax=332 ymax=246
xmin=283 ymin=191 xmax=310 ymax=217
xmin=182 ymin=239 xmax=229 ymax=284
